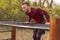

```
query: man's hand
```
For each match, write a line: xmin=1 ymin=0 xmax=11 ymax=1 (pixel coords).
xmin=24 ymin=21 xmax=30 ymax=23
xmin=45 ymin=22 xmax=50 ymax=24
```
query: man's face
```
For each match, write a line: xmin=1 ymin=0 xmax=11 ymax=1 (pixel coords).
xmin=22 ymin=4 xmax=29 ymax=13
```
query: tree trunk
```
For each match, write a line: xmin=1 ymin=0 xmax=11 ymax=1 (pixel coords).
xmin=39 ymin=0 xmax=41 ymax=7
xmin=50 ymin=0 xmax=53 ymax=8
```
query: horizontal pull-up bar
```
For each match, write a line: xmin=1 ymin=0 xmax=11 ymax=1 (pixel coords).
xmin=0 ymin=22 xmax=50 ymax=30
xmin=0 ymin=22 xmax=50 ymax=40
xmin=0 ymin=19 xmax=60 ymax=40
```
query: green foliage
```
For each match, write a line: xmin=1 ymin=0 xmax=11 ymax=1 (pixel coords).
xmin=43 ymin=7 xmax=60 ymax=19
xmin=0 ymin=0 xmax=27 ymax=21
xmin=0 ymin=0 xmax=60 ymax=21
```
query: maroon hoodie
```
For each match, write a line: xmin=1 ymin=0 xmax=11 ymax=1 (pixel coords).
xmin=26 ymin=8 xmax=50 ymax=24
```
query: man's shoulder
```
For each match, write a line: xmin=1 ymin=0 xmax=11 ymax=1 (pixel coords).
xmin=31 ymin=7 xmax=45 ymax=13
xmin=35 ymin=7 xmax=42 ymax=9
xmin=33 ymin=7 xmax=44 ymax=11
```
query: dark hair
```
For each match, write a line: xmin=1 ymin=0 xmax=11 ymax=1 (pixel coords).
xmin=22 ymin=2 xmax=30 ymax=6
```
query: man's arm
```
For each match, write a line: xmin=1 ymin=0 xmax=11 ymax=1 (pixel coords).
xmin=25 ymin=16 xmax=31 ymax=23
xmin=37 ymin=8 xmax=50 ymax=22
xmin=43 ymin=11 xmax=50 ymax=22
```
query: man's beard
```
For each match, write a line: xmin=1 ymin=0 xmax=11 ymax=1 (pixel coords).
xmin=25 ymin=9 xmax=29 ymax=13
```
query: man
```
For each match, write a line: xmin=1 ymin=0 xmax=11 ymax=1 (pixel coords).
xmin=22 ymin=2 xmax=50 ymax=40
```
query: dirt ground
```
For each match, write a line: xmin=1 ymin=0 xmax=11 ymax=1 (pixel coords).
xmin=0 ymin=27 xmax=50 ymax=40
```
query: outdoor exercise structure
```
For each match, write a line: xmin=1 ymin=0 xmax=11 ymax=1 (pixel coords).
xmin=0 ymin=19 xmax=60 ymax=40
xmin=0 ymin=21 xmax=49 ymax=40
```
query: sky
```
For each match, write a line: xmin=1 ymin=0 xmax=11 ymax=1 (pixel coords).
xmin=29 ymin=0 xmax=60 ymax=6
xmin=54 ymin=0 xmax=60 ymax=4
xmin=30 ymin=0 xmax=60 ymax=4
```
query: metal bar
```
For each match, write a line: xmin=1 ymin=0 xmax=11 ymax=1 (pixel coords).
xmin=0 ymin=30 xmax=11 ymax=32
xmin=0 ymin=22 xmax=50 ymax=30
xmin=0 ymin=22 xmax=50 ymax=40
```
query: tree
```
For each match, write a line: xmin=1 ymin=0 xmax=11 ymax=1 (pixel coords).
xmin=50 ymin=0 xmax=53 ymax=8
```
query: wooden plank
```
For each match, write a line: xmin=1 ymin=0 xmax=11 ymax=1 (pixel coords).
xmin=11 ymin=27 xmax=16 ymax=40
xmin=50 ymin=19 xmax=60 ymax=40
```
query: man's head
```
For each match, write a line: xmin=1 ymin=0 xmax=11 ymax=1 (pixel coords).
xmin=22 ymin=2 xmax=31 ymax=13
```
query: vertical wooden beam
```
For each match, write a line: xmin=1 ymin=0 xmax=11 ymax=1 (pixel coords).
xmin=11 ymin=18 xmax=16 ymax=40
xmin=50 ymin=19 xmax=60 ymax=40
xmin=11 ymin=27 xmax=16 ymax=40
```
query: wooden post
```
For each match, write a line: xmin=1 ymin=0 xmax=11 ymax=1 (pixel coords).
xmin=11 ymin=18 xmax=16 ymax=40
xmin=11 ymin=27 xmax=16 ymax=40
xmin=50 ymin=18 xmax=60 ymax=40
